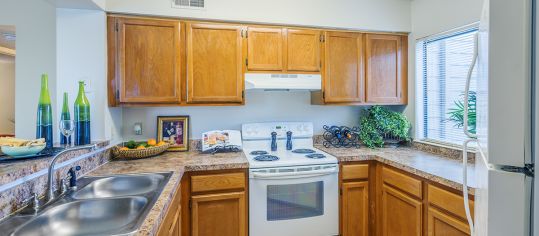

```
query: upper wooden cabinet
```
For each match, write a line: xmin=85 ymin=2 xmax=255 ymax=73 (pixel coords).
xmin=186 ymin=22 xmax=245 ymax=104
xmin=365 ymin=34 xmax=407 ymax=104
xmin=246 ymin=27 xmax=322 ymax=73
xmin=109 ymin=17 xmax=182 ymax=105
xmin=287 ymin=29 xmax=321 ymax=72
xmin=247 ymin=27 xmax=284 ymax=71
xmin=322 ymin=31 xmax=364 ymax=103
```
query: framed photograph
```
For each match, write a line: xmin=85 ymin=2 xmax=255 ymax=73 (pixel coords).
xmin=157 ymin=116 xmax=189 ymax=151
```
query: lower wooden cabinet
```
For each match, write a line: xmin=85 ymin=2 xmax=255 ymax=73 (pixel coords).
xmin=381 ymin=184 xmax=422 ymax=236
xmin=191 ymin=192 xmax=246 ymax=236
xmin=427 ymin=207 xmax=471 ymax=236
xmin=182 ymin=170 xmax=248 ymax=236
xmin=158 ymin=182 xmax=182 ymax=236
xmin=341 ymin=181 xmax=369 ymax=236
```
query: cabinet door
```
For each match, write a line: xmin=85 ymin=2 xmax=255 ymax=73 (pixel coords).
xmin=186 ymin=23 xmax=244 ymax=103
xmin=382 ymin=184 xmax=422 ymax=236
xmin=247 ymin=27 xmax=284 ymax=71
xmin=324 ymin=32 xmax=364 ymax=103
xmin=287 ymin=29 xmax=321 ymax=72
xmin=427 ymin=207 xmax=471 ymax=236
xmin=342 ymin=181 xmax=369 ymax=236
xmin=365 ymin=34 xmax=406 ymax=104
xmin=117 ymin=17 xmax=182 ymax=104
xmin=191 ymin=192 xmax=246 ymax=236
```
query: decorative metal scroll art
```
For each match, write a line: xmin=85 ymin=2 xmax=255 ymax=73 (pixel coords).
xmin=322 ymin=125 xmax=360 ymax=148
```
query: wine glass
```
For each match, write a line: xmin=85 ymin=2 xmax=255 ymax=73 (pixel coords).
xmin=59 ymin=120 xmax=75 ymax=148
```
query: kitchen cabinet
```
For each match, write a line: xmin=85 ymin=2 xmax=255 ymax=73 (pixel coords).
xmin=365 ymin=34 xmax=407 ymax=104
xmin=186 ymin=22 xmax=245 ymax=104
xmin=246 ymin=27 xmax=284 ymax=71
xmin=381 ymin=184 xmax=423 ymax=236
xmin=427 ymin=184 xmax=474 ymax=236
xmin=286 ymin=29 xmax=321 ymax=72
xmin=191 ymin=192 xmax=246 ymax=236
xmin=182 ymin=170 xmax=248 ymax=236
xmin=246 ymin=27 xmax=321 ymax=73
xmin=108 ymin=16 xmax=182 ymax=106
xmin=320 ymin=31 xmax=365 ymax=104
xmin=158 ymin=180 xmax=182 ymax=236
xmin=340 ymin=163 xmax=370 ymax=236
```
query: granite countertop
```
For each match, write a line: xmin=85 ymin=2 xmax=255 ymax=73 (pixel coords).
xmin=316 ymin=145 xmax=476 ymax=193
xmin=86 ymin=150 xmax=248 ymax=236
xmin=82 ymin=145 xmax=474 ymax=236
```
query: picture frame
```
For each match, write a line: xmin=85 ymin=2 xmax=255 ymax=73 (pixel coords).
xmin=157 ymin=116 xmax=189 ymax=152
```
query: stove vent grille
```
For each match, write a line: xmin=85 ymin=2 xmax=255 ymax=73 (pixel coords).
xmin=172 ymin=0 xmax=205 ymax=9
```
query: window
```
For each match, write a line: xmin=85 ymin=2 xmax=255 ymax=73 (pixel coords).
xmin=416 ymin=28 xmax=478 ymax=146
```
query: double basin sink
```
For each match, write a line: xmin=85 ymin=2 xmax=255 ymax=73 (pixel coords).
xmin=0 ymin=172 xmax=171 ymax=236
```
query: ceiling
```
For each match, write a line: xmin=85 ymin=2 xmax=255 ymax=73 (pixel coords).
xmin=0 ymin=25 xmax=16 ymax=50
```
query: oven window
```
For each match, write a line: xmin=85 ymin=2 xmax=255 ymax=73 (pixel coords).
xmin=267 ymin=181 xmax=324 ymax=221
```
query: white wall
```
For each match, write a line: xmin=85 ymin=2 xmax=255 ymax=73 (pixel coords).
xmin=0 ymin=57 xmax=15 ymax=134
xmin=0 ymin=0 xmax=57 ymax=139
xmin=123 ymin=91 xmax=364 ymax=140
xmin=106 ymin=0 xmax=411 ymax=32
xmin=405 ymin=0 xmax=484 ymax=137
xmin=56 ymin=8 xmax=123 ymax=143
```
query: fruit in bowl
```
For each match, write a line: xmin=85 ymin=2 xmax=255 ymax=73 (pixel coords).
xmin=114 ymin=139 xmax=170 ymax=159
xmin=0 ymin=138 xmax=46 ymax=157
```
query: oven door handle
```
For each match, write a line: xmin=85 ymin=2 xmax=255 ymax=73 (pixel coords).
xmin=251 ymin=168 xmax=338 ymax=180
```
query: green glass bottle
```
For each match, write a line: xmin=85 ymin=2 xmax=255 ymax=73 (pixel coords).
xmin=74 ymin=81 xmax=91 ymax=145
xmin=60 ymin=92 xmax=71 ymax=145
xmin=36 ymin=74 xmax=53 ymax=148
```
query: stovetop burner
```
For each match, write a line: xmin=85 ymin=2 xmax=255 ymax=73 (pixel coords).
xmin=292 ymin=149 xmax=316 ymax=154
xmin=254 ymin=155 xmax=280 ymax=162
xmin=305 ymin=153 xmax=326 ymax=159
xmin=250 ymin=150 xmax=269 ymax=155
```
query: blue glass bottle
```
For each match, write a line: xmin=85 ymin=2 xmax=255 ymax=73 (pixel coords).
xmin=74 ymin=81 xmax=91 ymax=145
xmin=36 ymin=74 xmax=53 ymax=148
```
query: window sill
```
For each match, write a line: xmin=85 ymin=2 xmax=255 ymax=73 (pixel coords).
xmin=414 ymin=139 xmax=477 ymax=153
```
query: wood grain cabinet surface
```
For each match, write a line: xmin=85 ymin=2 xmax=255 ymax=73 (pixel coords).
xmin=342 ymin=181 xmax=369 ymax=236
xmin=186 ymin=22 xmax=245 ymax=104
xmin=246 ymin=26 xmax=284 ymax=71
xmin=322 ymin=31 xmax=365 ymax=103
xmin=365 ymin=34 xmax=407 ymax=104
xmin=191 ymin=192 xmax=246 ymax=236
xmin=381 ymin=184 xmax=423 ymax=236
xmin=286 ymin=29 xmax=321 ymax=72
xmin=111 ymin=17 xmax=182 ymax=105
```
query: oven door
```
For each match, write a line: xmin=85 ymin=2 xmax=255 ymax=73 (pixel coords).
xmin=249 ymin=164 xmax=339 ymax=236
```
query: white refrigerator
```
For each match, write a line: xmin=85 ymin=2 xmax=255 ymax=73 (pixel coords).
xmin=464 ymin=0 xmax=536 ymax=235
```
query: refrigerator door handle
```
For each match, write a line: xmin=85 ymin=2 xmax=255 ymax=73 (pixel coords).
xmin=463 ymin=33 xmax=479 ymax=139
xmin=462 ymin=139 xmax=476 ymax=236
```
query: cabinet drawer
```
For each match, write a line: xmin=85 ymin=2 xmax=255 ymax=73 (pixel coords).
xmin=428 ymin=184 xmax=474 ymax=220
xmin=382 ymin=166 xmax=422 ymax=198
xmin=342 ymin=164 xmax=369 ymax=180
xmin=191 ymin=172 xmax=245 ymax=193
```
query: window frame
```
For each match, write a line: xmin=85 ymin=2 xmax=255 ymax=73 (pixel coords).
xmin=415 ymin=24 xmax=479 ymax=148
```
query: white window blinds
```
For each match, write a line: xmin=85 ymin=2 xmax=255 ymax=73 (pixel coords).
xmin=416 ymin=28 xmax=478 ymax=146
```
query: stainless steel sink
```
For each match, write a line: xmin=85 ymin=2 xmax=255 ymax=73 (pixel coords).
xmin=11 ymin=197 xmax=147 ymax=236
xmin=73 ymin=174 xmax=165 ymax=199
xmin=0 ymin=172 xmax=172 ymax=236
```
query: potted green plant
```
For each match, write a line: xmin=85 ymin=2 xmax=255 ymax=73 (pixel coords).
xmin=447 ymin=91 xmax=476 ymax=134
xmin=359 ymin=106 xmax=411 ymax=148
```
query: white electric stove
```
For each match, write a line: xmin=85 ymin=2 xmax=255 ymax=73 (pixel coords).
xmin=242 ymin=122 xmax=339 ymax=236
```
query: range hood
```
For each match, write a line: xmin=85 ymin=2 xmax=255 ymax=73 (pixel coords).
xmin=245 ymin=73 xmax=321 ymax=91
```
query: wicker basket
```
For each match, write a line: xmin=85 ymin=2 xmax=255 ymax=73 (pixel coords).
xmin=112 ymin=143 xmax=170 ymax=159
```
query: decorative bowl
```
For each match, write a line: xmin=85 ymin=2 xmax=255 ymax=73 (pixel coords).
xmin=112 ymin=143 xmax=170 ymax=159
xmin=1 ymin=145 xmax=46 ymax=157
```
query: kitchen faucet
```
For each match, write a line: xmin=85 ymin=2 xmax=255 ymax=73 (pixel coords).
xmin=46 ymin=144 xmax=97 ymax=202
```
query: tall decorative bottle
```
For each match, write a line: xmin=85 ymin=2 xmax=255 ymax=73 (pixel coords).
xmin=74 ymin=81 xmax=91 ymax=145
xmin=36 ymin=74 xmax=53 ymax=148
xmin=60 ymin=92 xmax=71 ymax=145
